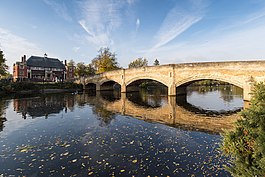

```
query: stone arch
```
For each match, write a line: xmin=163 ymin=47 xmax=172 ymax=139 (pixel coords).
xmin=175 ymin=75 xmax=244 ymax=89
xmin=126 ymin=76 xmax=169 ymax=88
xmin=100 ymin=79 xmax=121 ymax=91
xmin=99 ymin=78 xmax=122 ymax=86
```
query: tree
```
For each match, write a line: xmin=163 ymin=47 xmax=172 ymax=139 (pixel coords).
xmin=0 ymin=49 xmax=8 ymax=78
xmin=153 ymin=59 xmax=160 ymax=66
xmin=75 ymin=62 xmax=86 ymax=78
xmin=128 ymin=57 xmax=148 ymax=68
xmin=75 ymin=62 xmax=95 ymax=78
xmin=221 ymin=82 xmax=265 ymax=176
xmin=85 ymin=64 xmax=96 ymax=76
xmin=92 ymin=47 xmax=119 ymax=74
xmin=67 ymin=59 xmax=75 ymax=67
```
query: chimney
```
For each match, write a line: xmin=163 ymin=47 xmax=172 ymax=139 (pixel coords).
xmin=65 ymin=60 xmax=67 ymax=66
xmin=21 ymin=56 xmax=24 ymax=62
xmin=23 ymin=55 xmax=26 ymax=62
xmin=44 ymin=53 xmax=47 ymax=58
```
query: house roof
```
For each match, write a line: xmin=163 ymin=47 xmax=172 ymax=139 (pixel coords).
xmin=26 ymin=56 xmax=65 ymax=69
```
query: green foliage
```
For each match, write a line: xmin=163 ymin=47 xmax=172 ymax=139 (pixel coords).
xmin=92 ymin=47 xmax=119 ymax=74
xmin=75 ymin=62 xmax=95 ymax=78
xmin=0 ymin=49 xmax=8 ymax=78
xmin=221 ymin=82 xmax=265 ymax=177
xmin=128 ymin=57 xmax=148 ymax=68
xmin=153 ymin=59 xmax=160 ymax=66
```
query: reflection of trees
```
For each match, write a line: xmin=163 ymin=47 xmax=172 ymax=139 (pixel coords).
xmin=92 ymin=105 xmax=115 ymax=127
xmin=221 ymin=83 xmax=265 ymax=176
xmin=127 ymin=87 xmax=167 ymax=108
xmin=77 ymin=91 xmax=117 ymax=127
xmin=100 ymin=90 xmax=120 ymax=102
xmin=0 ymin=99 xmax=8 ymax=131
xmin=187 ymin=85 xmax=243 ymax=103
xmin=176 ymin=95 xmax=241 ymax=116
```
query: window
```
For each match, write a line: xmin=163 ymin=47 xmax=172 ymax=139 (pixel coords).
xmin=19 ymin=71 xmax=24 ymax=76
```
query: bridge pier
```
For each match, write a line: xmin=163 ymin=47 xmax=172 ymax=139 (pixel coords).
xmin=168 ymin=84 xmax=176 ymax=95
xmin=121 ymin=84 xmax=126 ymax=93
xmin=243 ymin=82 xmax=253 ymax=101
xmin=96 ymin=83 xmax=100 ymax=91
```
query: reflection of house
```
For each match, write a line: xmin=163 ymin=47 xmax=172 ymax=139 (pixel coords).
xmin=13 ymin=95 xmax=75 ymax=119
xmin=13 ymin=54 xmax=75 ymax=82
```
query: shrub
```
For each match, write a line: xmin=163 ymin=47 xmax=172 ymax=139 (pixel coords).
xmin=221 ymin=82 xmax=265 ymax=176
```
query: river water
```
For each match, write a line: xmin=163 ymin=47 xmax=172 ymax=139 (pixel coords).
xmin=0 ymin=85 xmax=243 ymax=176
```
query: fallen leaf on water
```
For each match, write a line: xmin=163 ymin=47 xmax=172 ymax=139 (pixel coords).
xmin=88 ymin=171 xmax=93 ymax=175
xmin=132 ymin=159 xmax=137 ymax=163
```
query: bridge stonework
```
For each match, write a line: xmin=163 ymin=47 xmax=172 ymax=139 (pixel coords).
xmin=79 ymin=61 xmax=265 ymax=101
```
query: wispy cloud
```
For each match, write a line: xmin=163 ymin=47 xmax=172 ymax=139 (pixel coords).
xmin=145 ymin=21 xmax=265 ymax=65
xmin=43 ymin=0 xmax=72 ymax=22
xmin=136 ymin=18 xmax=140 ymax=32
xmin=78 ymin=0 xmax=133 ymax=47
xmin=152 ymin=0 xmax=207 ymax=50
xmin=0 ymin=28 xmax=43 ymax=71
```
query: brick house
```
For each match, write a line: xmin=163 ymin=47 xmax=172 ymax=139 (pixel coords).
xmin=13 ymin=54 xmax=75 ymax=82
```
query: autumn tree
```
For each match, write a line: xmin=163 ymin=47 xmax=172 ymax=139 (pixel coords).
xmin=153 ymin=59 xmax=160 ymax=66
xmin=75 ymin=62 xmax=86 ymax=78
xmin=92 ymin=48 xmax=119 ymax=74
xmin=75 ymin=62 xmax=95 ymax=78
xmin=67 ymin=59 xmax=75 ymax=67
xmin=128 ymin=57 xmax=148 ymax=68
xmin=221 ymin=82 xmax=265 ymax=176
xmin=0 ymin=49 xmax=8 ymax=78
xmin=86 ymin=64 xmax=96 ymax=76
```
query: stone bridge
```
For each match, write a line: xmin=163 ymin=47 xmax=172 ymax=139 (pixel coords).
xmin=78 ymin=61 xmax=265 ymax=101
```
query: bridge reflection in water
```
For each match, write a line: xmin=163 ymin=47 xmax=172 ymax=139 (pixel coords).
xmin=8 ymin=85 xmax=244 ymax=134
xmin=79 ymin=88 xmax=242 ymax=134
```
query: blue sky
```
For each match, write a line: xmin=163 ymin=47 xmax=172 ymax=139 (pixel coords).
xmin=1 ymin=0 xmax=265 ymax=71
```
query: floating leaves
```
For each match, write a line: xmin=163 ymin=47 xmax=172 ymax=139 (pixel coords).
xmin=0 ymin=94 xmax=231 ymax=176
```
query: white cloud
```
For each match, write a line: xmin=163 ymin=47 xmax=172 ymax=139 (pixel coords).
xmin=146 ymin=22 xmax=265 ymax=64
xmin=0 ymin=28 xmax=43 ymax=72
xmin=43 ymin=0 xmax=72 ymax=22
xmin=152 ymin=0 xmax=207 ymax=50
xmin=78 ymin=0 xmax=133 ymax=47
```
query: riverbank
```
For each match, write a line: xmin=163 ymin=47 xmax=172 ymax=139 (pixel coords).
xmin=0 ymin=81 xmax=83 ymax=97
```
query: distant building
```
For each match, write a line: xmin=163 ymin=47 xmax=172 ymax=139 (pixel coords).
xmin=13 ymin=54 xmax=75 ymax=82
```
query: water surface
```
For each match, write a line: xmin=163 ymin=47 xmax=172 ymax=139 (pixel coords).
xmin=0 ymin=85 xmax=243 ymax=176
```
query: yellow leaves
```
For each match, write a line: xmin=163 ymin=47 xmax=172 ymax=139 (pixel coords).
xmin=88 ymin=171 xmax=93 ymax=175
xmin=71 ymin=159 xmax=77 ymax=163
xmin=132 ymin=159 xmax=138 ymax=163
xmin=18 ymin=145 xmax=36 ymax=153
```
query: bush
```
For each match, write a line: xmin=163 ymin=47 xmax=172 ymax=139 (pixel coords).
xmin=221 ymin=82 xmax=265 ymax=176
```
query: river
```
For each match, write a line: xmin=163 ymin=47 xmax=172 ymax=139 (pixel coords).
xmin=0 ymin=85 xmax=243 ymax=176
